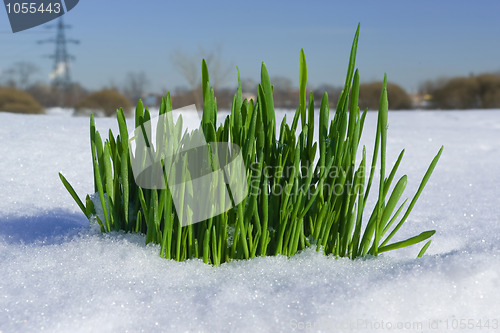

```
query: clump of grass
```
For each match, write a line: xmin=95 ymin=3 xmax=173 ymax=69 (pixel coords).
xmin=60 ymin=24 xmax=443 ymax=265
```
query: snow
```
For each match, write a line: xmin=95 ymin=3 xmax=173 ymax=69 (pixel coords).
xmin=1 ymin=110 xmax=499 ymax=332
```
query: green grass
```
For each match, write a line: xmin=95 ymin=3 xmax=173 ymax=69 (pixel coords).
xmin=60 ymin=24 xmax=443 ymax=265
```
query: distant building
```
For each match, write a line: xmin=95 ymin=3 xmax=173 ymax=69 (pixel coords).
xmin=143 ymin=93 xmax=162 ymax=107
xmin=410 ymin=93 xmax=432 ymax=109
xmin=242 ymin=92 xmax=256 ymax=102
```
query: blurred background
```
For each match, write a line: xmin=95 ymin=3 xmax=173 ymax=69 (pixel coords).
xmin=1 ymin=0 xmax=499 ymax=115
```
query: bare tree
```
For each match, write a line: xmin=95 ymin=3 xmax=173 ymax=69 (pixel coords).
xmin=314 ymin=84 xmax=342 ymax=107
xmin=0 ymin=69 xmax=16 ymax=88
xmin=200 ymin=45 xmax=233 ymax=90
xmin=271 ymin=76 xmax=293 ymax=93
xmin=170 ymin=50 xmax=200 ymax=93
xmin=170 ymin=45 xmax=233 ymax=107
xmin=1 ymin=61 xmax=39 ymax=89
xmin=240 ymin=78 xmax=257 ymax=93
xmin=123 ymin=71 xmax=149 ymax=103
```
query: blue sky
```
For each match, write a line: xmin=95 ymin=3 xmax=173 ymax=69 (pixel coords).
xmin=1 ymin=0 xmax=499 ymax=93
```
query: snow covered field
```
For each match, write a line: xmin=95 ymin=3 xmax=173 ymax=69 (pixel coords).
xmin=0 ymin=110 xmax=499 ymax=332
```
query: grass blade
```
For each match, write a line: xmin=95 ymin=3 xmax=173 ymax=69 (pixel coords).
xmin=299 ymin=48 xmax=307 ymax=128
xmin=417 ymin=240 xmax=432 ymax=257
xmin=59 ymin=173 xmax=87 ymax=218
xmin=378 ymin=230 xmax=436 ymax=253
xmin=381 ymin=146 xmax=443 ymax=247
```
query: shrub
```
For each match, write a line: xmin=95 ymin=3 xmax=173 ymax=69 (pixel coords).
xmin=0 ymin=87 xmax=43 ymax=114
xmin=313 ymin=84 xmax=342 ymax=108
xmin=359 ymin=81 xmax=412 ymax=110
xmin=27 ymin=82 xmax=89 ymax=108
xmin=426 ymin=74 xmax=500 ymax=109
xmin=26 ymin=83 xmax=58 ymax=107
xmin=431 ymin=77 xmax=480 ymax=109
xmin=60 ymin=25 xmax=443 ymax=265
xmin=477 ymin=74 xmax=500 ymax=108
xmin=76 ymin=89 xmax=131 ymax=116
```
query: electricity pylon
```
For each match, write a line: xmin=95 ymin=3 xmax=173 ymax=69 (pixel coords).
xmin=38 ymin=17 xmax=79 ymax=92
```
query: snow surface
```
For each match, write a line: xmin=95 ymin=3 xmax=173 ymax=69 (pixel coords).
xmin=1 ymin=110 xmax=499 ymax=332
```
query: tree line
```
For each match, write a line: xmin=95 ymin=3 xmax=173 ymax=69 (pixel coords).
xmin=420 ymin=73 xmax=500 ymax=109
xmin=1 ymin=59 xmax=500 ymax=115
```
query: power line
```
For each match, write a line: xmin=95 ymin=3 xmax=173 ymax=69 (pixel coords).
xmin=38 ymin=17 xmax=79 ymax=91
